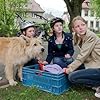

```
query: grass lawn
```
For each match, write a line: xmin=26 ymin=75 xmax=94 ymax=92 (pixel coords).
xmin=0 ymin=83 xmax=98 ymax=100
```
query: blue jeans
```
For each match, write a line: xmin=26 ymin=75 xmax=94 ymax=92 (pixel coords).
xmin=68 ymin=68 xmax=100 ymax=87
xmin=53 ymin=57 xmax=74 ymax=68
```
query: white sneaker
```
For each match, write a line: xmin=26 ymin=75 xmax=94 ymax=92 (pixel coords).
xmin=95 ymin=86 xmax=100 ymax=98
xmin=0 ymin=77 xmax=2 ymax=80
xmin=95 ymin=92 xmax=100 ymax=98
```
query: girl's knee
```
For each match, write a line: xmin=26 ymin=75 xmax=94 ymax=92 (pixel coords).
xmin=64 ymin=57 xmax=74 ymax=65
xmin=68 ymin=72 xmax=77 ymax=83
xmin=68 ymin=73 xmax=73 ymax=82
xmin=53 ymin=57 xmax=62 ymax=63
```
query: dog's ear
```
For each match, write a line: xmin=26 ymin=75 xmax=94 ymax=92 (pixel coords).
xmin=20 ymin=35 xmax=30 ymax=46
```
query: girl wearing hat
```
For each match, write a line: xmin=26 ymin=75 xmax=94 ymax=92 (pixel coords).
xmin=19 ymin=21 xmax=38 ymax=66
xmin=18 ymin=21 xmax=37 ymax=38
xmin=64 ymin=16 xmax=100 ymax=98
xmin=43 ymin=17 xmax=74 ymax=68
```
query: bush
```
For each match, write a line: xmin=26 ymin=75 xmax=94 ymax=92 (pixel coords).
xmin=96 ymin=33 xmax=100 ymax=37
xmin=0 ymin=23 xmax=18 ymax=37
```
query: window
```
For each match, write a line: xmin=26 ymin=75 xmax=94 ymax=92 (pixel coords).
xmin=86 ymin=21 xmax=88 ymax=25
xmin=84 ymin=10 xmax=88 ymax=16
xmin=25 ymin=5 xmax=27 ymax=7
xmin=96 ymin=21 xmax=99 ymax=28
xmin=90 ymin=21 xmax=94 ymax=28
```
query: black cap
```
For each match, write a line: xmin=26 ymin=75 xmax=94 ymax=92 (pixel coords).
xmin=50 ymin=17 xmax=64 ymax=28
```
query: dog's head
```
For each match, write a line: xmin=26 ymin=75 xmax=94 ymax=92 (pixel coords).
xmin=25 ymin=37 xmax=45 ymax=60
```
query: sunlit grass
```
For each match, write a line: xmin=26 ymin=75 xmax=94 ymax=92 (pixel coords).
xmin=0 ymin=83 xmax=97 ymax=100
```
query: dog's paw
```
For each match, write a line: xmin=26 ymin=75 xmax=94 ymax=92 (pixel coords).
xmin=9 ymin=79 xmax=18 ymax=86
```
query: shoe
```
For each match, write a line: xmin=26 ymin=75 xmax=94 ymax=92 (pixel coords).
xmin=95 ymin=92 xmax=100 ymax=98
xmin=95 ymin=87 xmax=100 ymax=98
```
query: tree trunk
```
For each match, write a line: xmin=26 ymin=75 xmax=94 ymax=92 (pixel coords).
xmin=63 ymin=0 xmax=85 ymax=32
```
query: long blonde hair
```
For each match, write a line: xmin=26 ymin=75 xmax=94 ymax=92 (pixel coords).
xmin=71 ymin=16 xmax=87 ymax=28
xmin=71 ymin=16 xmax=87 ymax=45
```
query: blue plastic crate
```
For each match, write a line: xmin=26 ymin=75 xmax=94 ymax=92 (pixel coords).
xmin=22 ymin=64 xmax=71 ymax=95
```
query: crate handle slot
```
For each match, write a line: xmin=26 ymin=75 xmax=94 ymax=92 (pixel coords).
xmin=35 ymin=71 xmax=43 ymax=76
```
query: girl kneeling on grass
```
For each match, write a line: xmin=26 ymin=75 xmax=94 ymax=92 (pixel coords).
xmin=64 ymin=16 xmax=100 ymax=98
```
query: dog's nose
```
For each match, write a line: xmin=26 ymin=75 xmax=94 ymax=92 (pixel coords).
xmin=41 ymin=48 xmax=44 ymax=52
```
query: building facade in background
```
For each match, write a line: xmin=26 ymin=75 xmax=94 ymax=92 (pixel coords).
xmin=63 ymin=0 xmax=100 ymax=32
xmin=16 ymin=0 xmax=47 ymax=24
xmin=82 ymin=0 xmax=100 ymax=32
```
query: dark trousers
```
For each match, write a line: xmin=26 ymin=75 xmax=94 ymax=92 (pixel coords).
xmin=68 ymin=68 xmax=100 ymax=87
xmin=53 ymin=57 xmax=74 ymax=68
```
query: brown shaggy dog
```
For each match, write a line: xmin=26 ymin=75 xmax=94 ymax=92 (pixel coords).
xmin=0 ymin=35 xmax=44 ymax=86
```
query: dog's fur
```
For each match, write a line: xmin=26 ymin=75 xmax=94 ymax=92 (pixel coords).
xmin=0 ymin=35 xmax=44 ymax=86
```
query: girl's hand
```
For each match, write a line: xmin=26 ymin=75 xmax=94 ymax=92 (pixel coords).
xmin=65 ymin=54 xmax=71 ymax=58
xmin=38 ymin=60 xmax=43 ymax=64
xmin=42 ymin=61 xmax=48 ymax=65
xmin=63 ymin=68 xmax=70 ymax=74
